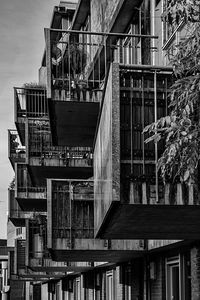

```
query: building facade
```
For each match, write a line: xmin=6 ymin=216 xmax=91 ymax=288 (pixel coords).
xmin=7 ymin=0 xmax=200 ymax=299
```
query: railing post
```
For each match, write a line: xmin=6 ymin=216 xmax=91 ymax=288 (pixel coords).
xmin=142 ymin=182 xmax=147 ymax=204
xmin=176 ymin=183 xmax=183 ymax=205
xmin=188 ymin=181 xmax=194 ymax=205
xmin=164 ymin=183 xmax=170 ymax=205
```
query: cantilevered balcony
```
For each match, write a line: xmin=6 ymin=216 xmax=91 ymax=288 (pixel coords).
xmin=47 ymin=179 xmax=145 ymax=262
xmin=14 ymin=87 xmax=47 ymax=145
xmin=16 ymin=164 xmax=47 ymax=211
xmin=8 ymin=188 xmax=32 ymax=227
xmin=44 ymin=28 xmax=163 ymax=147
xmin=13 ymin=239 xmax=63 ymax=281
xmin=8 ymin=130 xmax=25 ymax=169
xmin=94 ymin=63 xmax=200 ymax=240
xmin=26 ymin=217 xmax=93 ymax=273
xmin=27 ymin=120 xmax=93 ymax=185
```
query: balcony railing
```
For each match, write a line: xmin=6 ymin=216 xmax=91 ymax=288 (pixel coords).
xmin=48 ymin=179 xmax=94 ymax=243
xmin=8 ymin=130 xmax=26 ymax=166
xmin=14 ymin=87 xmax=48 ymax=120
xmin=45 ymin=29 xmax=160 ymax=102
xmin=27 ymin=119 xmax=93 ymax=165
xmin=17 ymin=186 xmax=47 ymax=198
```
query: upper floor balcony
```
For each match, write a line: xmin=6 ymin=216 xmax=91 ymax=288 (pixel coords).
xmin=26 ymin=216 xmax=93 ymax=274
xmin=8 ymin=188 xmax=31 ymax=227
xmin=94 ymin=63 xmax=200 ymax=240
xmin=16 ymin=164 xmax=47 ymax=211
xmin=26 ymin=119 xmax=93 ymax=185
xmin=8 ymin=130 xmax=26 ymax=169
xmin=12 ymin=239 xmax=63 ymax=281
xmin=44 ymin=29 xmax=161 ymax=147
xmin=14 ymin=87 xmax=48 ymax=145
xmin=47 ymin=179 xmax=145 ymax=262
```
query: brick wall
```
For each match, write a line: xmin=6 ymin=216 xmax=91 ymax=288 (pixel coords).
xmin=191 ymin=246 xmax=200 ymax=300
xmin=150 ymin=257 xmax=165 ymax=300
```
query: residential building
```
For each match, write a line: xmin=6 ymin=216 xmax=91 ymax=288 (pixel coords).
xmin=7 ymin=0 xmax=200 ymax=299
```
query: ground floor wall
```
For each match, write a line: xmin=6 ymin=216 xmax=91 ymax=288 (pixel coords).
xmin=11 ymin=242 xmax=200 ymax=300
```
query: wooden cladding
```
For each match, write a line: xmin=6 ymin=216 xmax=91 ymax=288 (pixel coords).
xmin=51 ymin=180 xmax=94 ymax=242
xmin=120 ymin=69 xmax=172 ymax=181
xmin=126 ymin=181 xmax=197 ymax=205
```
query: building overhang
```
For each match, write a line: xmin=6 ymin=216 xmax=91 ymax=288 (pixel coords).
xmin=71 ymin=0 xmax=90 ymax=30
xmin=96 ymin=202 xmax=200 ymax=240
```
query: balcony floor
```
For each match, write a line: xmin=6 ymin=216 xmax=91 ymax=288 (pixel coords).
xmin=50 ymin=249 xmax=145 ymax=262
xmin=96 ymin=202 xmax=200 ymax=240
xmin=49 ymin=100 xmax=99 ymax=147
xmin=29 ymin=265 xmax=93 ymax=273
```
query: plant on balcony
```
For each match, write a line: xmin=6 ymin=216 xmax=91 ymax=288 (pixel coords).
xmin=23 ymin=82 xmax=46 ymax=89
xmin=144 ymin=1 xmax=200 ymax=184
xmin=57 ymin=43 xmax=88 ymax=90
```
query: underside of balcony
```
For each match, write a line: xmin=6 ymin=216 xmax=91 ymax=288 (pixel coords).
xmin=50 ymin=244 xmax=145 ymax=263
xmin=16 ymin=196 xmax=47 ymax=212
xmin=49 ymin=100 xmax=99 ymax=147
xmin=9 ymin=215 xmax=26 ymax=227
xmin=28 ymin=164 xmax=92 ymax=186
xmin=96 ymin=202 xmax=200 ymax=240
xmin=28 ymin=259 xmax=93 ymax=273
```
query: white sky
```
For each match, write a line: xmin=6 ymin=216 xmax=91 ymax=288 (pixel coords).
xmin=0 ymin=0 xmax=60 ymax=238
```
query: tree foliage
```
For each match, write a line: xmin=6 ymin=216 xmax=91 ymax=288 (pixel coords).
xmin=162 ymin=0 xmax=200 ymax=24
xmin=144 ymin=2 xmax=200 ymax=183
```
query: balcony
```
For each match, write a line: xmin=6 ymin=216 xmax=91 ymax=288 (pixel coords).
xmin=16 ymin=186 xmax=47 ymax=212
xmin=8 ymin=130 xmax=26 ymax=169
xmin=47 ymin=179 xmax=145 ymax=262
xmin=26 ymin=217 xmax=93 ymax=273
xmin=13 ymin=239 xmax=64 ymax=281
xmin=44 ymin=28 xmax=164 ymax=147
xmin=94 ymin=63 xmax=200 ymax=240
xmin=14 ymin=87 xmax=48 ymax=145
xmin=16 ymin=163 xmax=47 ymax=211
xmin=27 ymin=119 xmax=93 ymax=185
xmin=8 ymin=188 xmax=31 ymax=227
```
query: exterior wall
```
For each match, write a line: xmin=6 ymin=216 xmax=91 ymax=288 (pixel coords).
xmin=191 ymin=246 xmax=200 ymax=300
xmin=38 ymin=66 xmax=47 ymax=87
xmin=150 ymin=257 xmax=165 ymax=300
xmin=94 ymin=63 xmax=120 ymax=234
xmin=148 ymin=240 xmax=180 ymax=250
xmin=153 ymin=0 xmax=163 ymax=66
xmin=91 ymin=0 xmax=120 ymax=33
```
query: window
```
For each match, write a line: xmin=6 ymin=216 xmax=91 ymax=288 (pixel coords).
xmin=106 ymin=271 xmax=115 ymax=300
xmin=166 ymin=254 xmax=191 ymax=300
xmin=75 ymin=278 xmax=81 ymax=300
xmin=124 ymin=266 xmax=131 ymax=300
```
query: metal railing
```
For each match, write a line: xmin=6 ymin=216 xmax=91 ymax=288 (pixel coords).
xmin=45 ymin=29 xmax=160 ymax=102
xmin=14 ymin=87 xmax=48 ymax=119
xmin=17 ymin=186 xmax=47 ymax=197
xmin=8 ymin=129 xmax=26 ymax=161
xmin=27 ymin=119 xmax=93 ymax=164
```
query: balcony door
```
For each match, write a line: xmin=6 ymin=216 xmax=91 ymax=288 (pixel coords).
xmin=166 ymin=255 xmax=191 ymax=300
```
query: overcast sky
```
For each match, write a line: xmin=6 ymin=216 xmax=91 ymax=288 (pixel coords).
xmin=0 ymin=0 xmax=60 ymax=238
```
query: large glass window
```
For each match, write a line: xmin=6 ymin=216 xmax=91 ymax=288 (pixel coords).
xmin=166 ymin=254 xmax=191 ymax=300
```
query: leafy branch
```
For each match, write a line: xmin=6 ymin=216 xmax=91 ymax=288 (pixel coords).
xmin=144 ymin=17 xmax=200 ymax=183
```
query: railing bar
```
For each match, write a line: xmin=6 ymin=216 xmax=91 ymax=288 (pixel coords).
xmin=47 ymin=28 xmax=159 ymax=39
